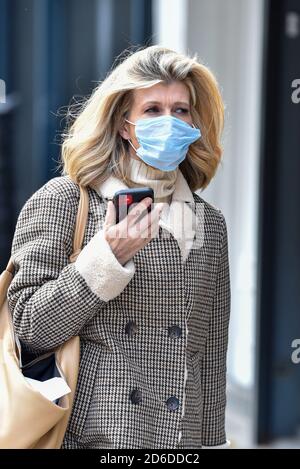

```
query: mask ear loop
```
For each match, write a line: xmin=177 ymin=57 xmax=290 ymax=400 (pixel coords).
xmin=125 ymin=118 xmax=136 ymax=126
xmin=124 ymin=118 xmax=138 ymax=152
xmin=127 ymin=139 xmax=138 ymax=152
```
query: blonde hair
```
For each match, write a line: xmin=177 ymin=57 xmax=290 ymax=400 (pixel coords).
xmin=58 ymin=45 xmax=225 ymax=192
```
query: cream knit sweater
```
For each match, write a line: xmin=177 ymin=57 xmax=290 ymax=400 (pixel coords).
xmin=127 ymin=157 xmax=179 ymax=205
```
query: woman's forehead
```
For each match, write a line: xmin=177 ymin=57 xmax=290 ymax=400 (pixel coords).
xmin=132 ymin=81 xmax=190 ymax=107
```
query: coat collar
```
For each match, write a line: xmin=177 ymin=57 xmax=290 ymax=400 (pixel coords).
xmin=95 ymin=169 xmax=201 ymax=262
xmin=97 ymin=168 xmax=194 ymax=203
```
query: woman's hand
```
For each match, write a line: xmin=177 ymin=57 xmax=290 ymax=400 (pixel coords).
xmin=103 ymin=198 xmax=164 ymax=266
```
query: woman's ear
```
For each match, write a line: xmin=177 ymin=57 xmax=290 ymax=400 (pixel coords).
xmin=119 ymin=119 xmax=130 ymax=140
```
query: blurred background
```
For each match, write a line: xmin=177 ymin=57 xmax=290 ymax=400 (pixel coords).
xmin=1 ymin=0 xmax=300 ymax=449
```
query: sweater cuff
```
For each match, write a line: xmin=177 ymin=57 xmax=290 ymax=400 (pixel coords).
xmin=74 ymin=229 xmax=135 ymax=301
xmin=202 ymin=440 xmax=231 ymax=449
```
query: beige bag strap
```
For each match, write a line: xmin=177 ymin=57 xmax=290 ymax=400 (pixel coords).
xmin=4 ymin=184 xmax=89 ymax=274
xmin=69 ymin=185 xmax=89 ymax=263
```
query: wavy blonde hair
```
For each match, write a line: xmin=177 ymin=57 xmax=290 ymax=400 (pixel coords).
xmin=59 ymin=45 xmax=225 ymax=192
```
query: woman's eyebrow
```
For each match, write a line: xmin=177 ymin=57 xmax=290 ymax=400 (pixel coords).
xmin=140 ymin=100 xmax=190 ymax=107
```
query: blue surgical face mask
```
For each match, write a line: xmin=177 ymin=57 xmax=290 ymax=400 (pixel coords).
xmin=125 ymin=114 xmax=201 ymax=172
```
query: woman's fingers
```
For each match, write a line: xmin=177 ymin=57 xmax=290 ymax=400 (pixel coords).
xmin=103 ymin=199 xmax=165 ymax=265
xmin=103 ymin=200 xmax=116 ymax=230
xmin=129 ymin=202 xmax=164 ymax=238
xmin=106 ymin=197 xmax=164 ymax=247
xmin=125 ymin=197 xmax=153 ymax=227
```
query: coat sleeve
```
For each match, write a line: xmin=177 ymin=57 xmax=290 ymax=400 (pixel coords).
xmin=7 ymin=186 xmax=135 ymax=352
xmin=200 ymin=211 xmax=231 ymax=447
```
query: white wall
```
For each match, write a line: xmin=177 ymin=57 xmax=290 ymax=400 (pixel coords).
xmin=153 ymin=0 xmax=265 ymax=387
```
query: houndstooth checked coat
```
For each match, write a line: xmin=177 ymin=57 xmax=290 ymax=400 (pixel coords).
xmin=6 ymin=172 xmax=231 ymax=449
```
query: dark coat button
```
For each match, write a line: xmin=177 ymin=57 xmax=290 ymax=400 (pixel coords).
xmin=168 ymin=325 xmax=182 ymax=338
xmin=130 ymin=389 xmax=143 ymax=404
xmin=125 ymin=320 xmax=138 ymax=337
xmin=166 ymin=396 xmax=180 ymax=411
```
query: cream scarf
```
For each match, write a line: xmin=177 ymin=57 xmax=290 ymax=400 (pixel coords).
xmin=127 ymin=157 xmax=179 ymax=205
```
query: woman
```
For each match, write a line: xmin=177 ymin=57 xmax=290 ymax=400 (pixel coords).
xmin=7 ymin=45 xmax=231 ymax=449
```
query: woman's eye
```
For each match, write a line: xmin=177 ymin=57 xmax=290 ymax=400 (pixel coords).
xmin=176 ymin=108 xmax=189 ymax=114
xmin=145 ymin=107 xmax=159 ymax=113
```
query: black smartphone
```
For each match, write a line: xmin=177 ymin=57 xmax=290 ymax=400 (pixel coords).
xmin=112 ymin=187 xmax=154 ymax=224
